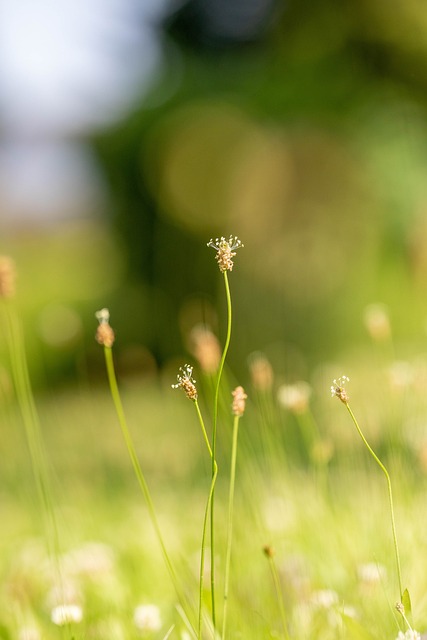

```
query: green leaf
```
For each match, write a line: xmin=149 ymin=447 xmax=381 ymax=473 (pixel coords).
xmin=402 ymin=588 xmax=412 ymax=615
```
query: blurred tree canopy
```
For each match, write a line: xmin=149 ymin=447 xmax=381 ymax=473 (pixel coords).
xmin=91 ymin=0 xmax=427 ymax=377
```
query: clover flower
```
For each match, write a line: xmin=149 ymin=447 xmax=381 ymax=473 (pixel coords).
xmin=330 ymin=376 xmax=350 ymax=403
xmin=207 ymin=236 xmax=243 ymax=272
xmin=395 ymin=630 xmax=421 ymax=640
xmin=95 ymin=308 xmax=115 ymax=348
xmin=357 ymin=562 xmax=386 ymax=587
xmin=172 ymin=364 xmax=198 ymax=400
xmin=311 ymin=589 xmax=339 ymax=609
xmin=133 ymin=604 xmax=162 ymax=632
xmin=278 ymin=381 xmax=312 ymax=414
xmin=51 ymin=604 xmax=83 ymax=626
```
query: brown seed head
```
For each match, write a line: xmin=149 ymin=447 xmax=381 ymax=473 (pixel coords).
xmin=263 ymin=545 xmax=275 ymax=558
xmin=364 ymin=304 xmax=391 ymax=342
xmin=232 ymin=385 xmax=247 ymax=417
xmin=172 ymin=364 xmax=198 ymax=401
xmin=249 ymin=353 xmax=274 ymax=391
xmin=207 ymin=236 xmax=243 ymax=272
xmin=395 ymin=601 xmax=405 ymax=615
xmin=95 ymin=323 xmax=115 ymax=348
xmin=95 ymin=308 xmax=115 ymax=348
xmin=189 ymin=325 xmax=221 ymax=374
xmin=0 ymin=256 xmax=16 ymax=298
xmin=330 ymin=376 xmax=350 ymax=403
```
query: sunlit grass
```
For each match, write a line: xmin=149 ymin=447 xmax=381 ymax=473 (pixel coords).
xmin=2 ymin=234 xmax=427 ymax=639
xmin=1 ymin=370 xmax=427 ymax=638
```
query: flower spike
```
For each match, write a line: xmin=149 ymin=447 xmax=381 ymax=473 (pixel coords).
xmin=330 ymin=376 xmax=350 ymax=403
xmin=95 ymin=308 xmax=115 ymax=348
xmin=207 ymin=236 xmax=244 ymax=272
xmin=172 ymin=364 xmax=198 ymax=401
xmin=232 ymin=386 xmax=247 ymax=417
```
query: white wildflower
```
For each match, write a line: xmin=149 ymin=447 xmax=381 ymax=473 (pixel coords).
xmin=396 ymin=630 xmax=421 ymax=640
xmin=341 ymin=604 xmax=357 ymax=619
xmin=357 ymin=562 xmax=386 ymax=586
xmin=311 ymin=589 xmax=339 ymax=608
xmin=51 ymin=604 xmax=83 ymax=626
xmin=278 ymin=381 xmax=312 ymax=414
xmin=134 ymin=604 xmax=162 ymax=633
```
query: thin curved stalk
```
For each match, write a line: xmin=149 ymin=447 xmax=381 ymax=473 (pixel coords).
xmin=2 ymin=302 xmax=68 ymax=634
xmin=194 ymin=399 xmax=218 ymax=639
xmin=2 ymin=304 xmax=59 ymax=550
xmin=345 ymin=401 xmax=403 ymax=599
xmin=265 ymin=551 xmax=291 ymax=640
xmin=221 ymin=414 xmax=240 ymax=640
xmin=198 ymin=462 xmax=218 ymax=639
xmin=103 ymin=347 xmax=193 ymax=625
xmin=210 ymin=270 xmax=233 ymax=627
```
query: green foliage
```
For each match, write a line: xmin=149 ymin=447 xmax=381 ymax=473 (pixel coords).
xmin=402 ymin=588 xmax=412 ymax=615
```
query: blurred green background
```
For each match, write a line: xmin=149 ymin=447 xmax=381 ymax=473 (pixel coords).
xmin=2 ymin=0 xmax=427 ymax=387
xmin=4 ymin=4 xmax=427 ymax=637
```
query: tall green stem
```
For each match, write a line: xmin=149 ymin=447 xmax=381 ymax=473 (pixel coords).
xmin=194 ymin=400 xmax=217 ymax=638
xmin=221 ymin=414 xmax=240 ymax=640
xmin=2 ymin=302 xmax=60 ymax=558
xmin=199 ymin=463 xmax=218 ymax=638
xmin=103 ymin=347 xmax=192 ymax=624
xmin=210 ymin=271 xmax=233 ymax=627
xmin=345 ymin=402 xmax=403 ymax=599
xmin=195 ymin=400 xmax=213 ymax=458
xmin=1 ymin=301 xmax=69 ymax=636
xmin=264 ymin=548 xmax=291 ymax=640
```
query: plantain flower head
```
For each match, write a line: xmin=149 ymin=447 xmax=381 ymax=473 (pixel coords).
xmin=188 ymin=324 xmax=221 ymax=374
xmin=248 ymin=352 xmax=274 ymax=391
xmin=95 ymin=308 xmax=115 ymax=348
xmin=172 ymin=364 xmax=198 ymax=401
xmin=232 ymin=386 xmax=247 ymax=417
xmin=0 ymin=256 xmax=16 ymax=298
xmin=330 ymin=376 xmax=350 ymax=403
xmin=207 ymin=236 xmax=243 ymax=272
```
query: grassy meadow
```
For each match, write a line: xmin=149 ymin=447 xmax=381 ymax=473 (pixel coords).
xmin=1 ymin=238 xmax=427 ymax=640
